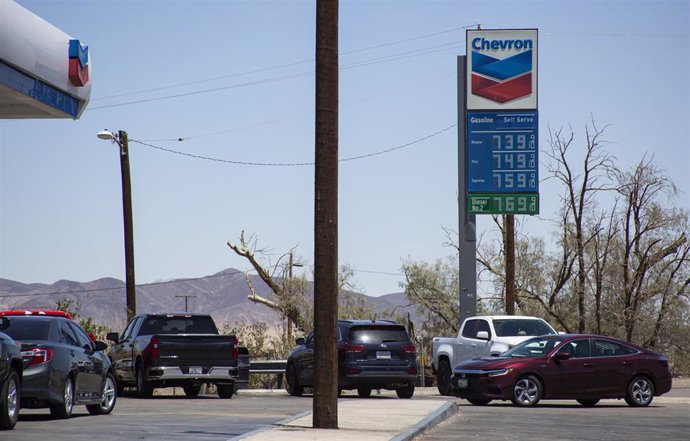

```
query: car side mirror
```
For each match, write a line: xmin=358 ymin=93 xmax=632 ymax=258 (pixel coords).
xmin=553 ymin=351 xmax=571 ymax=361
xmin=295 ymin=337 xmax=305 ymax=346
xmin=94 ymin=341 xmax=108 ymax=351
xmin=0 ymin=317 xmax=8 ymax=330
xmin=476 ymin=331 xmax=489 ymax=340
xmin=106 ymin=332 xmax=120 ymax=344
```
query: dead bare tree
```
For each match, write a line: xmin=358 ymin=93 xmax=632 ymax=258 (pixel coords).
xmin=545 ymin=119 xmax=615 ymax=332
xmin=227 ymin=231 xmax=309 ymax=335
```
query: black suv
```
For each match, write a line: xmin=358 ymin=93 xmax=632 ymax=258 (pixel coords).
xmin=286 ymin=320 xmax=417 ymax=398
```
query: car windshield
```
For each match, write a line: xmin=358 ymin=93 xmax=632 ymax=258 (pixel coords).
xmin=349 ymin=326 xmax=409 ymax=344
xmin=493 ymin=319 xmax=555 ymax=337
xmin=502 ymin=337 xmax=563 ymax=358
xmin=1 ymin=317 xmax=51 ymax=341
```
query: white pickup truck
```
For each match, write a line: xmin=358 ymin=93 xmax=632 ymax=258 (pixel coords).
xmin=432 ymin=315 xmax=557 ymax=395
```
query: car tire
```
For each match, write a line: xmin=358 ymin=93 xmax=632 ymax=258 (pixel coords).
xmin=50 ymin=376 xmax=74 ymax=419
xmin=396 ymin=383 xmax=415 ymax=399
xmin=357 ymin=387 xmax=372 ymax=398
xmin=436 ymin=359 xmax=452 ymax=396
xmin=217 ymin=384 xmax=235 ymax=399
xmin=576 ymin=399 xmax=599 ymax=407
xmin=467 ymin=398 xmax=492 ymax=406
xmin=136 ymin=363 xmax=154 ymax=398
xmin=183 ymin=384 xmax=202 ymax=398
xmin=0 ymin=370 xmax=20 ymax=430
xmin=625 ymin=375 xmax=654 ymax=407
xmin=511 ymin=375 xmax=542 ymax=407
xmin=87 ymin=372 xmax=117 ymax=415
xmin=286 ymin=364 xmax=303 ymax=397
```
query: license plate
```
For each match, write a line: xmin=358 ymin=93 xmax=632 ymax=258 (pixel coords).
xmin=189 ymin=367 xmax=202 ymax=375
xmin=457 ymin=378 xmax=468 ymax=388
xmin=376 ymin=351 xmax=391 ymax=359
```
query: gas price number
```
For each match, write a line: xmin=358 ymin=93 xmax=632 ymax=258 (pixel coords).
xmin=467 ymin=112 xmax=539 ymax=194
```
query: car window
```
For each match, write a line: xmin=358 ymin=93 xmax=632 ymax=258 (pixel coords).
xmin=493 ymin=319 xmax=555 ymax=337
xmin=461 ymin=320 xmax=479 ymax=338
xmin=594 ymin=339 xmax=637 ymax=356
xmin=559 ymin=339 xmax=591 ymax=358
xmin=59 ymin=321 xmax=80 ymax=347
xmin=2 ymin=317 xmax=51 ymax=341
xmin=121 ymin=317 xmax=138 ymax=340
xmin=348 ymin=325 xmax=410 ymax=344
xmin=475 ymin=320 xmax=492 ymax=339
xmin=68 ymin=322 xmax=94 ymax=350
xmin=138 ymin=316 xmax=218 ymax=335
xmin=503 ymin=337 xmax=563 ymax=358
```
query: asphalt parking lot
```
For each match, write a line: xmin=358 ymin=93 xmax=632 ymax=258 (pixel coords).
xmin=3 ymin=385 xmax=689 ymax=440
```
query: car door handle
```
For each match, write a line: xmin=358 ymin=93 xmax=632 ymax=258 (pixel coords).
xmin=622 ymin=361 xmax=633 ymax=366
xmin=583 ymin=362 xmax=594 ymax=367
xmin=471 ymin=344 xmax=477 ymax=347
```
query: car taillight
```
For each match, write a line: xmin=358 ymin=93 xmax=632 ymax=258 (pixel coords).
xmin=144 ymin=337 xmax=160 ymax=361
xmin=232 ymin=336 xmax=239 ymax=360
xmin=346 ymin=344 xmax=365 ymax=353
xmin=407 ymin=367 xmax=418 ymax=375
xmin=346 ymin=367 xmax=361 ymax=375
xmin=21 ymin=348 xmax=53 ymax=366
xmin=660 ymin=359 xmax=669 ymax=368
xmin=401 ymin=344 xmax=416 ymax=354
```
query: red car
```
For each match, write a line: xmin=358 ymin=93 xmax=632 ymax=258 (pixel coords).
xmin=450 ymin=334 xmax=672 ymax=407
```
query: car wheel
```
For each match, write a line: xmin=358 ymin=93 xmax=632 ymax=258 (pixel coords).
xmin=576 ymin=399 xmax=600 ymax=407
xmin=136 ymin=363 xmax=154 ymax=398
xmin=626 ymin=376 xmax=654 ymax=407
xmin=50 ymin=376 xmax=74 ymax=419
xmin=87 ymin=372 xmax=117 ymax=415
xmin=396 ymin=383 xmax=415 ymax=399
xmin=436 ymin=359 xmax=452 ymax=396
xmin=511 ymin=375 xmax=542 ymax=407
xmin=0 ymin=370 xmax=20 ymax=430
xmin=217 ymin=384 xmax=235 ymax=399
xmin=357 ymin=387 xmax=372 ymax=398
xmin=467 ymin=398 xmax=492 ymax=406
xmin=183 ymin=384 xmax=202 ymax=398
xmin=286 ymin=364 xmax=303 ymax=397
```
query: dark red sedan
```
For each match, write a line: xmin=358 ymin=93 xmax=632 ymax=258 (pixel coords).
xmin=450 ymin=334 xmax=672 ymax=407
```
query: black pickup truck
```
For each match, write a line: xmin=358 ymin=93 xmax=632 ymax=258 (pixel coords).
xmin=107 ymin=313 xmax=246 ymax=398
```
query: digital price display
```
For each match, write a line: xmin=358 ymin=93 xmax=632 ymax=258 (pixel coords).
xmin=467 ymin=193 xmax=539 ymax=215
xmin=467 ymin=111 xmax=538 ymax=193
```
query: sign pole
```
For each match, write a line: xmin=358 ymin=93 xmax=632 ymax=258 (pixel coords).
xmin=457 ymin=55 xmax=477 ymax=325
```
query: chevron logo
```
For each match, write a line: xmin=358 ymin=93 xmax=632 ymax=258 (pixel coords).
xmin=471 ymin=49 xmax=532 ymax=103
xmin=68 ymin=39 xmax=89 ymax=87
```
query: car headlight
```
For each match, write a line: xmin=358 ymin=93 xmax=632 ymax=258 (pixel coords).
xmin=487 ymin=368 xmax=513 ymax=377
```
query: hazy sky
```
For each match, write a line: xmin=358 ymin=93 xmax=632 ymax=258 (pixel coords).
xmin=1 ymin=0 xmax=688 ymax=299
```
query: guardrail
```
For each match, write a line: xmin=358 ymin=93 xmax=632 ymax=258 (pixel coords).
xmin=240 ymin=359 xmax=287 ymax=389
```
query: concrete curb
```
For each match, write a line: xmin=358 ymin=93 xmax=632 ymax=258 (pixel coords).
xmin=390 ymin=401 xmax=458 ymax=441
xmin=229 ymin=409 xmax=313 ymax=441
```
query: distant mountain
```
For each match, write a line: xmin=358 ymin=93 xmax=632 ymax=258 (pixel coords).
xmin=0 ymin=268 xmax=418 ymax=331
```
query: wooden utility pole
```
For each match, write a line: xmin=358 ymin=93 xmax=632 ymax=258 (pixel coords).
xmin=175 ymin=294 xmax=196 ymax=312
xmin=313 ymin=0 xmax=339 ymax=429
xmin=504 ymin=215 xmax=516 ymax=314
xmin=119 ymin=130 xmax=137 ymax=321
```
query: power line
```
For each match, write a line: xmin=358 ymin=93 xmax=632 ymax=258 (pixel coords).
xmin=139 ymin=71 xmax=454 ymax=142
xmin=87 ymin=40 xmax=464 ymax=112
xmin=91 ymin=25 xmax=472 ymax=102
xmin=129 ymin=123 xmax=456 ymax=167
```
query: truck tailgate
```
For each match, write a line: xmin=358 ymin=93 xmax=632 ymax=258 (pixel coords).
xmin=156 ymin=334 xmax=236 ymax=366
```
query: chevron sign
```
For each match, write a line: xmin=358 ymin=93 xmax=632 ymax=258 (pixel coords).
xmin=68 ymin=39 xmax=89 ymax=87
xmin=466 ymin=29 xmax=537 ymax=110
